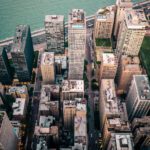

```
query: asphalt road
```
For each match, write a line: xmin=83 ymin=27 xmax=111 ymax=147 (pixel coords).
xmin=86 ymin=28 xmax=99 ymax=150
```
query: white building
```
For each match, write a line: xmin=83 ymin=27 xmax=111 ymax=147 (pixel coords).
xmin=68 ymin=9 xmax=86 ymax=79
xmin=126 ymin=75 xmax=150 ymax=121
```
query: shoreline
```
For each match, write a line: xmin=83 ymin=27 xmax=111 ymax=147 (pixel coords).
xmin=0 ymin=0 xmax=148 ymax=46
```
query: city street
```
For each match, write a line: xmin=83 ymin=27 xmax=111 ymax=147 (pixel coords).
xmin=86 ymin=28 xmax=99 ymax=150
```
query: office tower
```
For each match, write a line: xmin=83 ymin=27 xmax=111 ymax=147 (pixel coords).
xmin=116 ymin=9 xmax=147 ymax=57
xmin=68 ymin=9 xmax=86 ymax=79
xmin=126 ymin=75 xmax=150 ymax=122
xmin=11 ymin=25 xmax=34 ymax=82
xmin=0 ymin=111 xmax=18 ymax=150
xmin=45 ymin=15 xmax=64 ymax=53
xmin=114 ymin=0 xmax=133 ymax=38
xmin=100 ymin=53 xmax=117 ymax=80
xmin=63 ymin=100 xmax=76 ymax=129
xmin=131 ymin=116 xmax=150 ymax=150
xmin=0 ymin=47 xmax=12 ymax=85
xmin=99 ymin=79 xmax=119 ymax=130
xmin=41 ymin=52 xmax=55 ymax=84
xmin=61 ymin=80 xmax=84 ymax=101
xmin=94 ymin=6 xmax=115 ymax=39
xmin=107 ymin=133 xmax=134 ymax=150
xmin=117 ymin=55 xmax=142 ymax=94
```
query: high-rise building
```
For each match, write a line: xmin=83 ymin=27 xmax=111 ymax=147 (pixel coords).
xmin=0 ymin=47 xmax=12 ymax=85
xmin=114 ymin=0 xmax=133 ymax=38
xmin=94 ymin=6 xmax=115 ymax=39
xmin=131 ymin=116 xmax=150 ymax=150
xmin=100 ymin=79 xmax=119 ymax=130
xmin=45 ymin=15 xmax=65 ymax=53
xmin=0 ymin=111 xmax=18 ymax=150
xmin=117 ymin=55 xmax=142 ymax=94
xmin=41 ymin=52 xmax=55 ymax=84
xmin=68 ymin=9 xmax=86 ymax=79
xmin=63 ymin=100 xmax=76 ymax=129
xmin=11 ymin=25 xmax=34 ymax=82
xmin=100 ymin=53 xmax=117 ymax=80
xmin=126 ymin=75 xmax=150 ymax=121
xmin=116 ymin=9 xmax=147 ymax=57
xmin=61 ymin=80 xmax=84 ymax=101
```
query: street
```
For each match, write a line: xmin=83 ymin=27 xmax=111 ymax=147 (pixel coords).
xmin=86 ymin=28 xmax=99 ymax=150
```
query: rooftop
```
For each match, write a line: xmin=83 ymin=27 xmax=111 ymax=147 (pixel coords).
xmin=102 ymin=53 xmax=116 ymax=65
xmin=74 ymin=116 xmax=86 ymax=138
xmin=96 ymin=6 xmax=114 ymax=21
xmin=40 ymin=85 xmax=59 ymax=111
xmin=125 ymin=9 xmax=148 ymax=29
xmin=69 ymin=9 xmax=86 ymax=28
xmin=12 ymin=98 xmax=26 ymax=116
xmin=11 ymin=25 xmax=29 ymax=52
xmin=8 ymin=85 xmax=28 ymax=94
xmin=45 ymin=15 xmax=64 ymax=22
xmin=101 ymin=79 xmax=119 ymax=114
xmin=95 ymin=38 xmax=111 ymax=47
xmin=133 ymin=75 xmax=150 ymax=100
xmin=115 ymin=133 xmax=133 ymax=150
xmin=75 ymin=98 xmax=86 ymax=111
xmin=121 ymin=55 xmax=140 ymax=65
xmin=55 ymin=55 xmax=67 ymax=69
xmin=62 ymin=80 xmax=84 ymax=92
xmin=41 ymin=52 xmax=54 ymax=65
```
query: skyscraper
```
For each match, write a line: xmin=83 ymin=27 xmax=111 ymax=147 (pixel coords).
xmin=116 ymin=9 xmax=147 ymax=57
xmin=11 ymin=25 xmax=34 ymax=82
xmin=126 ymin=75 xmax=150 ymax=121
xmin=45 ymin=15 xmax=65 ymax=53
xmin=0 ymin=111 xmax=18 ymax=150
xmin=0 ymin=47 xmax=12 ymax=85
xmin=40 ymin=52 xmax=55 ymax=84
xmin=94 ymin=6 xmax=115 ymax=39
xmin=114 ymin=0 xmax=133 ymax=39
xmin=68 ymin=9 xmax=86 ymax=79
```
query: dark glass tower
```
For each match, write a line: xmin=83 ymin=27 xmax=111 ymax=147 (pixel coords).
xmin=0 ymin=47 xmax=12 ymax=85
xmin=11 ymin=25 xmax=34 ymax=82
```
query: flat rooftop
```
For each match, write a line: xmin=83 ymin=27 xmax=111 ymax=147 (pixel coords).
xmin=96 ymin=6 xmax=114 ymax=21
xmin=40 ymin=85 xmax=59 ymax=111
xmin=69 ymin=9 xmax=86 ymax=28
xmin=115 ymin=134 xmax=133 ymax=150
xmin=75 ymin=98 xmax=86 ymax=112
xmin=102 ymin=53 xmax=116 ymax=65
xmin=134 ymin=75 xmax=150 ymax=100
xmin=101 ymin=79 xmax=119 ymax=114
xmin=63 ymin=100 xmax=76 ymax=108
xmin=8 ymin=85 xmax=27 ymax=94
xmin=49 ymin=84 xmax=60 ymax=93
xmin=125 ymin=9 xmax=148 ymax=29
xmin=41 ymin=52 xmax=54 ymax=65
xmin=12 ymin=98 xmax=26 ymax=116
xmin=45 ymin=15 xmax=64 ymax=22
xmin=74 ymin=116 xmax=86 ymax=137
xmin=62 ymin=80 xmax=84 ymax=92
xmin=121 ymin=55 xmax=140 ymax=65
xmin=11 ymin=25 xmax=29 ymax=52
xmin=55 ymin=55 xmax=67 ymax=69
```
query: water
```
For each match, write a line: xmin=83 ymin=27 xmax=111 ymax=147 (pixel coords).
xmin=0 ymin=0 xmax=141 ymax=40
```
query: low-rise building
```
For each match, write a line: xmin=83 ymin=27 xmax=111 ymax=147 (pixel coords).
xmin=61 ymin=80 xmax=84 ymax=101
xmin=12 ymin=98 xmax=27 ymax=120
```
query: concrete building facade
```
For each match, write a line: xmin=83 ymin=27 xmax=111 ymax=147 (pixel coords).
xmin=68 ymin=9 xmax=86 ymax=79
xmin=45 ymin=15 xmax=65 ymax=53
